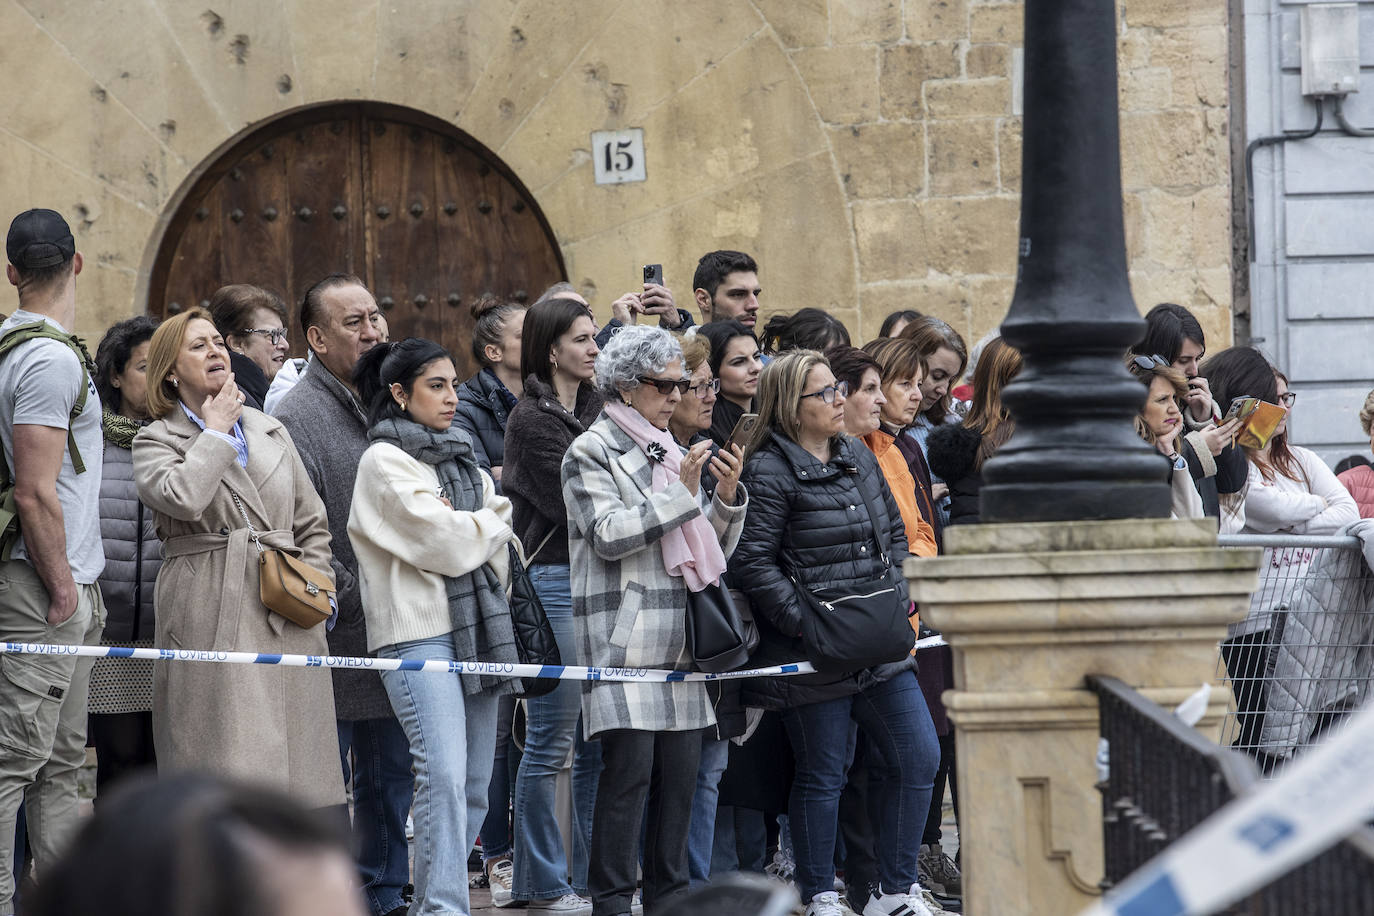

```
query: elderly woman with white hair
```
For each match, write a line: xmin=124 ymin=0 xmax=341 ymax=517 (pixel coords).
xmin=561 ymin=325 xmax=748 ymax=916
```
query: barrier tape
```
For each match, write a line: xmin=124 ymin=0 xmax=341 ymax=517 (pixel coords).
xmin=1081 ymin=697 xmax=1374 ymax=916
xmin=0 ymin=635 xmax=947 ymax=682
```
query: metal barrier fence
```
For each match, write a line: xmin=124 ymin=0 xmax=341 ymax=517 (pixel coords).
xmin=1214 ymin=534 xmax=1374 ymax=774
xmin=1089 ymin=675 xmax=1374 ymax=914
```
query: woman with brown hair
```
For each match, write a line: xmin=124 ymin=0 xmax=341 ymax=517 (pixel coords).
xmin=925 ymin=337 xmax=1022 ymax=526
xmin=132 ymin=307 xmax=341 ymax=809
xmin=207 ymin=284 xmax=290 ymax=410
xmin=1125 ymin=356 xmax=1204 ymax=520
xmin=897 ymin=317 xmax=969 ymax=540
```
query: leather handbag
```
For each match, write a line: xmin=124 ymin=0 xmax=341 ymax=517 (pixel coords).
xmin=507 ymin=539 xmax=561 ymax=699
xmin=229 ymin=488 xmax=333 ymax=629
xmin=686 ymin=579 xmax=758 ymax=672
xmin=793 ymin=476 xmax=914 ymax=673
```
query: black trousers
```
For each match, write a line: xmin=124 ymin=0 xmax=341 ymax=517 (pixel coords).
xmin=88 ymin=712 xmax=156 ymax=799
xmin=590 ymin=728 xmax=702 ymax=916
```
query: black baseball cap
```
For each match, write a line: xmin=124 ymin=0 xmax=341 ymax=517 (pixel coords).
xmin=6 ymin=209 xmax=75 ymax=270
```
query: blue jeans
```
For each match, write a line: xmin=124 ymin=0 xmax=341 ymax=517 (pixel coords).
xmin=338 ymin=716 xmax=415 ymax=916
xmin=780 ymin=670 xmax=939 ymax=903
xmin=687 ymin=736 xmax=731 ymax=886
xmin=513 ymin=564 xmax=601 ymax=900
xmin=380 ymin=635 xmax=500 ymax=916
xmin=480 ymin=694 xmax=521 ymax=861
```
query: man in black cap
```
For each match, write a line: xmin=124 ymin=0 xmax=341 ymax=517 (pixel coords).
xmin=0 ymin=209 xmax=105 ymax=915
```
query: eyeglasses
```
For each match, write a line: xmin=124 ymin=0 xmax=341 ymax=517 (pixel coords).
xmin=687 ymin=378 xmax=720 ymax=399
xmin=800 ymin=380 xmax=849 ymax=404
xmin=1278 ymin=391 xmax=1297 ymax=407
xmin=637 ymin=376 xmax=692 ymax=395
xmin=1131 ymin=354 xmax=1169 ymax=371
xmin=243 ymin=327 xmax=288 ymax=344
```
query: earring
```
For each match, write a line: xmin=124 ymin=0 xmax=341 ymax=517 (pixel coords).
xmin=400 ymin=400 xmax=408 ymax=411
xmin=170 ymin=377 xmax=179 ymax=388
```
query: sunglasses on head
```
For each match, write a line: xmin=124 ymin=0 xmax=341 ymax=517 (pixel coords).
xmin=1131 ymin=354 xmax=1169 ymax=371
xmin=637 ymin=376 xmax=692 ymax=395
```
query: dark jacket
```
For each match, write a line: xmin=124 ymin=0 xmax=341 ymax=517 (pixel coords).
xmin=926 ymin=424 xmax=984 ymax=527
xmin=456 ymin=368 xmax=517 ymax=488
xmin=707 ymin=397 xmax=747 ymax=451
xmin=893 ymin=431 xmax=944 ymax=550
xmin=97 ymin=432 xmax=160 ymax=642
xmin=273 ymin=361 xmax=393 ymax=720
xmin=733 ymin=432 xmax=914 ymax=709
xmin=503 ymin=375 xmax=605 ymax=567
xmin=229 ymin=350 xmax=269 ymax=411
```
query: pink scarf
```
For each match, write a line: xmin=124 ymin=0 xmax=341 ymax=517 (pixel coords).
xmin=604 ymin=402 xmax=727 ymax=592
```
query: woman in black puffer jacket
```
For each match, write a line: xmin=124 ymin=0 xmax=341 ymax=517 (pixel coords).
xmin=455 ymin=296 xmax=526 ymax=485
xmin=733 ymin=350 xmax=940 ymax=916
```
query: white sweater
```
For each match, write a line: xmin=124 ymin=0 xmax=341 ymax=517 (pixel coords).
xmin=1233 ymin=445 xmax=1359 ymax=637
xmin=348 ymin=442 xmax=514 ymax=651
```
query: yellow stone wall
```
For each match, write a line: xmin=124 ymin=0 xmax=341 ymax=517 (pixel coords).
xmin=0 ymin=0 xmax=1232 ymax=349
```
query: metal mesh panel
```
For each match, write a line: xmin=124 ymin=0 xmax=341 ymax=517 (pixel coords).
xmin=1214 ymin=535 xmax=1374 ymax=774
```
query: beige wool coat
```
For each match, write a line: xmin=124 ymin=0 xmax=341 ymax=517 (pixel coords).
xmin=132 ymin=406 xmax=344 ymax=809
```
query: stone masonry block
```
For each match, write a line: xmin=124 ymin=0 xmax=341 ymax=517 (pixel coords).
xmin=755 ymin=0 xmax=828 ymax=48
xmin=924 ymin=78 xmax=1010 ymax=119
xmin=793 ymin=45 xmax=881 ymax=124
xmin=1139 ymin=185 xmax=1231 ymax=271
xmin=904 ymin=0 xmax=970 ymax=42
xmin=969 ymin=3 xmax=1023 ymax=44
xmin=855 ymin=201 xmax=929 ymax=283
xmin=998 ymin=118 xmax=1022 ymax=191
xmin=880 ymin=42 xmax=961 ymax=119
xmin=1123 ymin=0 xmax=1226 ymax=30
xmin=1119 ymin=66 xmax=1174 ymax=111
xmin=831 ymin=122 xmax=926 ymax=199
xmin=917 ymin=196 xmax=1020 ymax=276
xmin=1149 ymin=26 xmax=1230 ymax=108
xmin=928 ymin=118 xmax=999 ymax=195
xmin=860 ymin=280 xmax=965 ymax=339
xmin=966 ymin=43 xmax=1010 ymax=79
xmin=1120 ymin=109 xmax=1210 ymax=190
xmin=831 ymin=0 xmax=903 ymax=45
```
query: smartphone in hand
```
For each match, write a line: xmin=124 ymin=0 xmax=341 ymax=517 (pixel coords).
xmin=726 ymin=413 xmax=759 ymax=451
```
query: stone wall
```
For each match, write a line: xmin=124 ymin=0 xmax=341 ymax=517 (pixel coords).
xmin=0 ymin=0 xmax=1231 ymax=349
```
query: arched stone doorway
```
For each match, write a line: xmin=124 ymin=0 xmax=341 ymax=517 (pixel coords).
xmin=147 ymin=102 xmax=565 ymax=378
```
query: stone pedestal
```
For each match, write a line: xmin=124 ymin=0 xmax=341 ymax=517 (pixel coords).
xmin=906 ymin=518 xmax=1260 ymax=916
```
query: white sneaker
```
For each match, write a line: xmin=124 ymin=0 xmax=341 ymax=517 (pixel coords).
xmin=527 ymin=893 xmax=593 ymax=914
xmin=630 ymin=892 xmax=644 ymax=915
xmin=486 ymin=858 xmax=520 ymax=908
xmin=806 ymin=891 xmax=848 ymax=916
xmin=861 ymin=883 xmax=935 ymax=916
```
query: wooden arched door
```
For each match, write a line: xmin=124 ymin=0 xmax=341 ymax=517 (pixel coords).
xmin=148 ymin=103 xmax=566 ymax=379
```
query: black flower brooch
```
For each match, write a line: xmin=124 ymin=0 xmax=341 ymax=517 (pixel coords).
xmin=645 ymin=441 xmax=667 ymax=464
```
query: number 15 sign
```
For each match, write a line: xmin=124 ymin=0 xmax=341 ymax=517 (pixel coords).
xmin=592 ymin=129 xmax=647 ymax=185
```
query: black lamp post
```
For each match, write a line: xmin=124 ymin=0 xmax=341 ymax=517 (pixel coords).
xmin=979 ymin=0 xmax=1171 ymax=523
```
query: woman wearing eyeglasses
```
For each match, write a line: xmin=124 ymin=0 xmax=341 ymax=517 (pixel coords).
xmin=208 ymin=284 xmax=290 ymax=410
xmin=562 ymin=326 xmax=746 ymax=916
xmin=1203 ymin=347 xmax=1358 ymax=757
xmin=732 ymin=351 xmax=940 ymax=916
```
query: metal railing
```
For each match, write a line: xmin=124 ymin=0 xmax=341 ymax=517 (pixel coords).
xmin=1214 ymin=534 xmax=1374 ymax=773
xmin=1090 ymin=675 xmax=1374 ymax=914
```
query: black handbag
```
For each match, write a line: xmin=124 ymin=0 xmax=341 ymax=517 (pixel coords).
xmin=686 ymin=580 xmax=759 ymax=672
xmin=507 ymin=541 xmax=561 ymax=699
xmin=794 ymin=475 xmax=914 ymax=674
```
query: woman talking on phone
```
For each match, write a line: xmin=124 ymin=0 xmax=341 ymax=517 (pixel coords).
xmin=732 ymin=350 xmax=940 ymax=916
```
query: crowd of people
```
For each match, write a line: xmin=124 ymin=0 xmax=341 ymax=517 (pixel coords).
xmin=0 ymin=207 xmax=1367 ymax=916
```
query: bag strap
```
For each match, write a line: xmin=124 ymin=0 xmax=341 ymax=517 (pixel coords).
xmin=226 ymin=486 xmax=265 ymax=556
xmin=850 ymin=465 xmax=893 ymax=567
xmin=0 ymin=321 xmax=94 ymax=477
xmin=523 ymin=526 xmax=557 ymax=566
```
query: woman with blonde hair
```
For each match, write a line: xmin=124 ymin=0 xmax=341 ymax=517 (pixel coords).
xmin=1124 ymin=356 xmax=1207 ymax=520
xmin=132 ymin=307 xmax=341 ymax=809
xmin=733 ymin=351 xmax=940 ymax=916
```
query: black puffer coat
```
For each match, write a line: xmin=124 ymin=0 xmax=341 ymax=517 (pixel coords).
xmin=926 ymin=423 xmax=985 ymax=526
xmin=733 ymin=431 xmax=914 ymax=709
xmin=456 ymin=368 xmax=516 ymax=476
xmin=97 ymin=435 xmax=160 ymax=642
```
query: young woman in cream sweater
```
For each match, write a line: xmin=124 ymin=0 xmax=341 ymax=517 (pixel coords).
xmin=348 ymin=338 xmax=518 ymax=916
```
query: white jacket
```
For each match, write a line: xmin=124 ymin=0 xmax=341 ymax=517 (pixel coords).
xmin=348 ymin=441 xmax=513 ymax=651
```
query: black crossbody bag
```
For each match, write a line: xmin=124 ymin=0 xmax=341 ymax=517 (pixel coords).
xmin=793 ymin=472 xmax=914 ymax=673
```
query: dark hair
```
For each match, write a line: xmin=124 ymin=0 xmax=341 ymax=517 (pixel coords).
xmin=520 ymin=297 xmax=594 ymax=388
xmin=208 ymin=284 xmax=286 ymax=346
xmin=698 ymin=320 xmax=759 ymax=379
xmin=878 ymin=309 xmax=922 ymax=338
xmin=353 ymin=337 xmax=453 ymax=427
xmin=1336 ymin=455 xmax=1371 ymax=475
xmin=1131 ymin=302 xmax=1206 ymax=364
xmin=470 ymin=295 xmax=524 ymax=369
xmin=692 ymin=250 xmax=758 ymax=301
xmin=759 ymin=308 xmax=850 ymax=355
xmin=1202 ymin=347 xmax=1303 ymax=485
xmin=13 ymin=259 xmax=73 ymax=294
xmin=823 ymin=345 xmax=881 ymax=393
xmin=27 ymin=772 xmax=352 ymax=916
xmin=94 ymin=315 xmax=158 ymax=414
xmin=298 ymin=273 xmax=366 ymax=339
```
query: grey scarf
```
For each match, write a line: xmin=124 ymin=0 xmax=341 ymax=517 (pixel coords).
xmin=369 ymin=416 xmax=517 ymax=696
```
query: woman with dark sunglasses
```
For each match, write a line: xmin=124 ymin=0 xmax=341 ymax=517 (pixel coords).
xmin=732 ymin=350 xmax=940 ymax=916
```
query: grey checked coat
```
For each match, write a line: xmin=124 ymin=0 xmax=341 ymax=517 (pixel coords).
xmin=562 ymin=414 xmax=747 ymax=738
